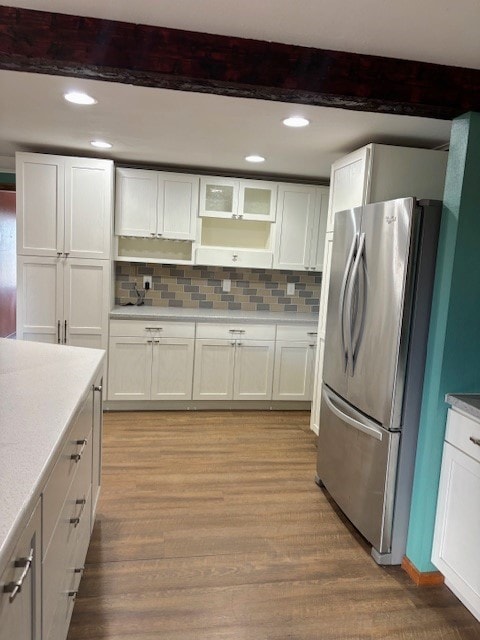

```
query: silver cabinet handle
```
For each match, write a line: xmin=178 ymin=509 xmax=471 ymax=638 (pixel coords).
xmin=307 ymin=332 xmax=317 ymax=336
xmin=156 ymin=233 xmax=163 ymax=237
xmin=70 ymin=497 xmax=87 ymax=527
xmin=230 ymin=341 xmax=236 ymax=346
xmin=145 ymin=327 xmax=162 ymax=331
xmin=71 ymin=439 xmax=87 ymax=462
xmin=309 ymin=343 xmax=316 ymax=347
xmin=64 ymin=252 xmax=70 ymax=257
xmin=94 ymin=385 xmax=102 ymax=392
xmin=232 ymin=254 xmax=238 ymax=262
xmin=3 ymin=549 xmax=34 ymax=602
xmin=228 ymin=329 xmax=245 ymax=334
xmin=237 ymin=342 xmax=243 ymax=346
xmin=470 ymin=436 xmax=480 ymax=446
xmin=150 ymin=232 xmax=156 ymax=236
xmin=57 ymin=251 xmax=62 ymax=257
xmin=57 ymin=320 xmax=61 ymax=344
xmin=146 ymin=339 xmax=153 ymax=343
xmin=64 ymin=319 xmax=67 ymax=344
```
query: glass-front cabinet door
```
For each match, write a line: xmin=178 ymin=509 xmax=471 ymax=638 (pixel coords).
xmin=239 ymin=180 xmax=277 ymax=221
xmin=199 ymin=177 xmax=239 ymax=218
xmin=200 ymin=177 xmax=277 ymax=221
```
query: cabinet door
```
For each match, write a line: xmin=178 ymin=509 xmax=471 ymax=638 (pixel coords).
xmin=272 ymin=341 xmax=314 ymax=401
xmin=233 ymin=340 xmax=274 ymax=400
xmin=192 ymin=339 xmax=235 ymax=399
xmin=327 ymin=146 xmax=370 ymax=233
xmin=115 ymin=168 xmax=158 ymax=237
xmin=432 ymin=442 xmax=480 ymax=619
xmin=92 ymin=378 xmax=103 ymax=521
xmin=274 ymin=184 xmax=316 ymax=270
xmin=16 ymin=152 xmax=64 ymax=256
xmin=108 ymin=337 xmax=152 ymax=400
xmin=63 ymin=259 xmax=110 ymax=350
xmin=309 ymin=187 xmax=329 ymax=271
xmin=64 ymin=157 xmax=113 ymax=259
xmin=0 ymin=500 xmax=41 ymax=640
xmin=238 ymin=179 xmax=277 ymax=221
xmin=309 ymin=337 xmax=325 ymax=434
xmin=317 ymin=232 xmax=333 ymax=340
xmin=159 ymin=173 xmax=198 ymax=240
xmin=16 ymin=256 xmax=63 ymax=343
xmin=151 ymin=338 xmax=195 ymax=400
xmin=199 ymin=177 xmax=239 ymax=218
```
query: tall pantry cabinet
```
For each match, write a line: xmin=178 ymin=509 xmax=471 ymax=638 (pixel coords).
xmin=16 ymin=153 xmax=113 ymax=350
xmin=310 ymin=143 xmax=448 ymax=435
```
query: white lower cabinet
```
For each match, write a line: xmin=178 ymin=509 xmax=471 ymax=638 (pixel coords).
xmin=0 ymin=369 xmax=103 ymax=640
xmin=192 ymin=323 xmax=276 ymax=401
xmin=0 ymin=500 xmax=41 ymax=640
xmin=108 ymin=321 xmax=195 ymax=401
xmin=192 ymin=338 xmax=275 ymax=400
xmin=432 ymin=408 xmax=480 ymax=621
xmin=272 ymin=325 xmax=317 ymax=401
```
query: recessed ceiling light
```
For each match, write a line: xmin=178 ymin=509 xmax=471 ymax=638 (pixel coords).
xmin=283 ymin=116 xmax=310 ymax=128
xmin=90 ymin=140 xmax=112 ymax=149
xmin=64 ymin=91 xmax=97 ymax=105
xmin=245 ymin=155 xmax=265 ymax=163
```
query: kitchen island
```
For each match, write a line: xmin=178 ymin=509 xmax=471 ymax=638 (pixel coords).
xmin=0 ymin=338 xmax=104 ymax=640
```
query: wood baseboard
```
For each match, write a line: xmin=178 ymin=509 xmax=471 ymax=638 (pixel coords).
xmin=402 ymin=556 xmax=444 ymax=586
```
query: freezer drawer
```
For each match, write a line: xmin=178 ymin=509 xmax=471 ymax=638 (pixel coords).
xmin=317 ymin=385 xmax=400 ymax=554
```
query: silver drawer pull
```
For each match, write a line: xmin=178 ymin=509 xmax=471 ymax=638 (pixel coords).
xmin=145 ymin=327 xmax=162 ymax=330
xmin=3 ymin=549 xmax=34 ymax=602
xmin=228 ymin=329 xmax=245 ymax=333
xmin=309 ymin=343 xmax=316 ymax=347
xmin=68 ymin=591 xmax=78 ymax=600
xmin=307 ymin=332 xmax=318 ymax=336
xmin=71 ymin=439 xmax=87 ymax=462
xmin=74 ymin=566 xmax=85 ymax=575
xmin=70 ymin=497 xmax=87 ymax=527
xmin=94 ymin=385 xmax=102 ymax=392
xmin=469 ymin=436 xmax=480 ymax=447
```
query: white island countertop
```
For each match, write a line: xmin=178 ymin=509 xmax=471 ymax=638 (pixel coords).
xmin=0 ymin=339 xmax=104 ymax=576
xmin=110 ymin=306 xmax=318 ymax=324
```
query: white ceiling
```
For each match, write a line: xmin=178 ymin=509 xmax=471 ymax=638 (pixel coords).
xmin=3 ymin=0 xmax=477 ymax=178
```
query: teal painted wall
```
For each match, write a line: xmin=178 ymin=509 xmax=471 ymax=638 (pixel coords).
xmin=0 ymin=172 xmax=15 ymax=186
xmin=406 ymin=112 xmax=480 ymax=572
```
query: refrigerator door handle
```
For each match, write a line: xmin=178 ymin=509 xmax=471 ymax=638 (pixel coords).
xmin=345 ymin=232 xmax=366 ymax=376
xmin=339 ymin=233 xmax=358 ymax=371
xmin=323 ymin=387 xmax=383 ymax=441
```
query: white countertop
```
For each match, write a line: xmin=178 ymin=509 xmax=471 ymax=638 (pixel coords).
xmin=0 ymin=339 xmax=105 ymax=576
xmin=110 ymin=305 xmax=317 ymax=324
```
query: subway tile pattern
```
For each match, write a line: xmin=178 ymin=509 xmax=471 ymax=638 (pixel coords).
xmin=115 ymin=264 xmax=321 ymax=313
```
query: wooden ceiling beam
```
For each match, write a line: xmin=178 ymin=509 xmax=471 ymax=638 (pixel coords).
xmin=1 ymin=5 xmax=479 ymax=120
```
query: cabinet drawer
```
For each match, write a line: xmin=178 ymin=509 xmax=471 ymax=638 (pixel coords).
xmin=276 ymin=324 xmax=318 ymax=342
xmin=43 ymin=433 xmax=92 ymax=639
xmin=110 ymin=319 xmax=195 ymax=338
xmin=196 ymin=323 xmax=276 ymax=341
xmin=43 ymin=393 xmax=93 ymax=556
xmin=196 ymin=247 xmax=273 ymax=269
xmin=445 ymin=408 xmax=480 ymax=464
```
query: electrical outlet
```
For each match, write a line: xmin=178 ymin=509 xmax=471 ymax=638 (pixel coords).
xmin=143 ymin=275 xmax=152 ymax=290
xmin=287 ymin=282 xmax=295 ymax=296
xmin=222 ymin=279 xmax=231 ymax=293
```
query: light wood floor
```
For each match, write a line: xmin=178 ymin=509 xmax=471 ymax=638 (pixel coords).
xmin=68 ymin=411 xmax=480 ymax=639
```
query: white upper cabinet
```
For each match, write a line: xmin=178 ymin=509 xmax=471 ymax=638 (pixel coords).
xmin=327 ymin=146 xmax=370 ymax=233
xmin=115 ymin=168 xmax=198 ymax=240
xmin=200 ymin=177 xmax=277 ymax=221
xmin=16 ymin=153 xmax=113 ymax=259
xmin=274 ymin=184 xmax=328 ymax=271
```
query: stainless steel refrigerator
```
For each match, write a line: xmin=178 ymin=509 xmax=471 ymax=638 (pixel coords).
xmin=316 ymin=197 xmax=442 ymax=565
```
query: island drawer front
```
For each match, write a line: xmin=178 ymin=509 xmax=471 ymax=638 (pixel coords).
xmin=42 ymin=434 xmax=92 ymax=640
xmin=446 ymin=408 xmax=480 ymax=464
xmin=110 ymin=319 xmax=195 ymax=338
xmin=42 ymin=393 xmax=93 ymax=557
xmin=276 ymin=325 xmax=318 ymax=342
xmin=196 ymin=323 xmax=276 ymax=341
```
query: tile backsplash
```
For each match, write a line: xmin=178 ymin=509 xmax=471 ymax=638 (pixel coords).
xmin=115 ymin=264 xmax=321 ymax=313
